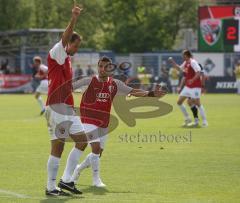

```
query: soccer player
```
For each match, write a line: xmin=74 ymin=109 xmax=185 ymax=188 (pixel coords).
xmin=234 ymin=60 xmax=240 ymax=94
xmin=33 ymin=56 xmax=48 ymax=115
xmin=177 ymin=77 xmax=199 ymax=126
xmin=45 ymin=2 xmax=87 ymax=196
xmin=169 ymin=50 xmax=208 ymax=127
xmin=70 ymin=56 xmax=166 ymax=187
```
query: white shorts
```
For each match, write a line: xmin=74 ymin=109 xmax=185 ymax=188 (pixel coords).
xmin=83 ymin=124 xmax=108 ymax=149
xmin=170 ymin=79 xmax=179 ymax=86
xmin=180 ymin=86 xmax=201 ymax=99
xmin=45 ymin=105 xmax=84 ymax=140
xmin=36 ymin=79 xmax=48 ymax=94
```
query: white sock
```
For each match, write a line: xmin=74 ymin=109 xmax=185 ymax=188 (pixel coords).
xmin=62 ymin=148 xmax=83 ymax=183
xmin=78 ymin=153 xmax=92 ymax=172
xmin=37 ymin=96 xmax=45 ymax=111
xmin=90 ymin=153 xmax=100 ymax=180
xmin=198 ymin=105 xmax=207 ymax=122
xmin=47 ymin=155 xmax=60 ymax=191
xmin=178 ymin=104 xmax=190 ymax=120
xmin=70 ymin=153 xmax=92 ymax=182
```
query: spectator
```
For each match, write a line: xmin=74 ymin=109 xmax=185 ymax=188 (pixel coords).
xmin=169 ymin=66 xmax=180 ymax=93
xmin=234 ymin=60 xmax=240 ymax=94
xmin=160 ymin=62 xmax=171 ymax=91
xmin=0 ymin=59 xmax=10 ymax=74
xmin=86 ymin=64 xmax=95 ymax=76
xmin=74 ymin=64 xmax=83 ymax=80
xmin=137 ymin=64 xmax=150 ymax=90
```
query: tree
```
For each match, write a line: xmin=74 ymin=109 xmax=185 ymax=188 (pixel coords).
xmin=0 ymin=0 xmax=34 ymax=30
xmin=103 ymin=0 xmax=198 ymax=53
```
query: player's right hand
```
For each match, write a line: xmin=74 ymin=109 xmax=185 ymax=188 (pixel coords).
xmin=72 ymin=0 xmax=83 ymax=19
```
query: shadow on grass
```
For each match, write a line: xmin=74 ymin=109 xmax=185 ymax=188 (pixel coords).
xmin=40 ymin=195 xmax=84 ymax=203
xmin=80 ymin=185 xmax=136 ymax=195
xmin=81 ymin=186 xmax=109 ymax=195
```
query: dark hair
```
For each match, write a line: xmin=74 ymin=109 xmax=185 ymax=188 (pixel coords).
xmin=33 ymin=56 xmax=42 ymax=63
xmin=70 ymin=32 xmax=82 ymax=43
xmin=182 ymin=49 xmax=192 ymax=58
xmin=98 ymin=56 xmax=112 ymax=65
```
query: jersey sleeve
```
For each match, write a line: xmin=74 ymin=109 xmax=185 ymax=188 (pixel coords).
xmin=39 ymin=64 xmax=48 ymax=73
xmin=73 ymin=77 xmax=92 ymax=90
xmin=114 ymin=79 xmax=133 ymax=95
xmin=191 ymin=59 xmax=201 ymax=72
xmin=49 ymin=40 xmax=68 ymax=65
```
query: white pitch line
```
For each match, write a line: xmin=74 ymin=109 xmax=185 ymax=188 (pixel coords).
xmin=0 ymin=189 xmax=30 ymax=199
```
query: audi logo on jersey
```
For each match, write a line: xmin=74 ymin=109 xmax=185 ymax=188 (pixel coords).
xmin=96 ymin=93 xmax=110 ymax=99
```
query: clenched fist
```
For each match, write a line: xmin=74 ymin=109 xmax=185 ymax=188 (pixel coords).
xmin=72 ymin=0 xmax=83 ymax=19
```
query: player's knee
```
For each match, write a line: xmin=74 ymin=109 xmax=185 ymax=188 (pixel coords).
xmin=51 ymin=145 xmax=64 ymax=158
xmin=75 ymin=142 xmax=87 ymax=151
xmin=91 ymin=143 xmax=101 ymax=154
xmin=177 ymin=100 xmax=182 ymax=105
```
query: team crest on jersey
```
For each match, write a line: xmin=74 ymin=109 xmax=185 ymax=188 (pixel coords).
xmin=108 ymin=85 xmax=114 ymax=93
xmin=200 ymin=19 xmax=221 ymax=46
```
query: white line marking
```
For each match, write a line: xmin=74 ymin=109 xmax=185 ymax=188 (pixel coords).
xmin=0 ymin=189 xmax=30 ymax=198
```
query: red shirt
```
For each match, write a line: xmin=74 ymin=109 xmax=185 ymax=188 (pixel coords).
xmin=79 ymin=76 xmax=133 ymax=128
xmin=46 ymin=40 xmax=74 ymax=106
xmin=181 ymin=58 xmax=202 ymax=88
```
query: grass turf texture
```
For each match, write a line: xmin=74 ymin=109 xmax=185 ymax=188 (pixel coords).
xmin=0 ymin=94 xmax=239 ymax=203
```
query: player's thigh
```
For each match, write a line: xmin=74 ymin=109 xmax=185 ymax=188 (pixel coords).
xmin=45 ymin=105 xmax=84 ymax=141
xmin=177 ymin=95 xmax=187 ymax=105
xmin=187 ymin=98 xmax=194 ymax=106
xmin=35 ymin=92 xmax=40 ymax=99
xmin=90 ymin=127 xmax=108 ymax=154
xmin=179 ymin=86 xmax=192 ymax=98
xmin=70 ymin=132 xmax=88 ymax=151
xmin=99 ymin=128 xmax=108 ymax=150
xmin=68 ymin=111 xmax=86 ymax=139
xmin=193 ymin=98 xmax=201 ymax=106
xmin=69 ymin=117 xmax=88 ymax=150
xmin=90 ymin=142 xmax=101 ymax=154
xmin=36 ymin=80 xmax=48 ymax=94
xmin=190 ymin=88 xmax=201 ymax=103
xmin=51 ymin=138 xmax=65 ymax=157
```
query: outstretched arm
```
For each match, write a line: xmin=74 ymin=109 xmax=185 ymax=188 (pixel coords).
xmin=129 ymin=87 xmax=166 ymax=98
xmin=115 ymin=79 xmax=167 ymax=98
xmin=62 ymin=0 xmax=83 ymax=47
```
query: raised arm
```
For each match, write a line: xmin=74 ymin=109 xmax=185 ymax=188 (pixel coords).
xmin=62 ymin=0 xmax=83 ymax=47
xmin=168 ymin=57 xmax=182 ymax=71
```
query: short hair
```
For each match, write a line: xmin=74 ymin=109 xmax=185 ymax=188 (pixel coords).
xmin=98 ymin=56 xmax=112 ymax=65
xmin=33 ymin=56 xmax=42 ymax=63
xmin=70 ymin=32 xmax=82 ymax=43
xmin=182 ymin=50 xmax=192 ymax=58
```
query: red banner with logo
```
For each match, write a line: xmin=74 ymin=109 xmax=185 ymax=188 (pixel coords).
xmin=0 ymin=74 xmax=32 ymax=93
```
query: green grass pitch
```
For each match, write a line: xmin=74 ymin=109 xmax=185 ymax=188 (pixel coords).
xmin=0 ymin=94 xmax=240 ymax=203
